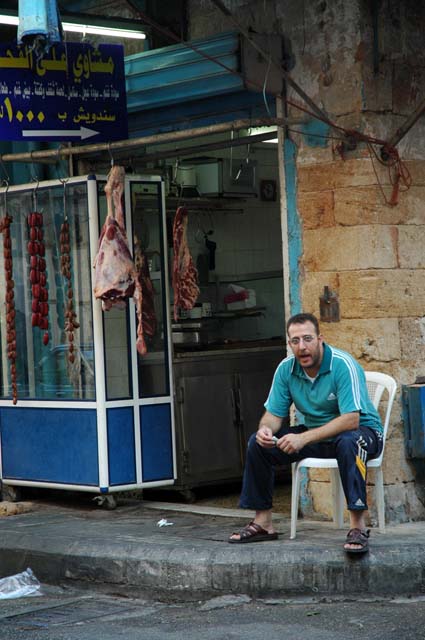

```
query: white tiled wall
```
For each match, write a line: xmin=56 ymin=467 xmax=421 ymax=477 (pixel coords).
xmin=182 ymin=144 xmax=285 ymax=340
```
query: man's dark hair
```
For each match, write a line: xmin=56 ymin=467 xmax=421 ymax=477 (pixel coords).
xmin=286 ymin=313 xmax=320 ymax=335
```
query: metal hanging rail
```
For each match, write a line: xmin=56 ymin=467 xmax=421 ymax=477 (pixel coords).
xmin=0 ymin=117 xmax=301 ymax=164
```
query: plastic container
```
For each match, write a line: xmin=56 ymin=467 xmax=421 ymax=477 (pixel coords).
xmin=202 ymin=302 xmax=212 ymax=317
xmin=188 ymin=305 xmax=202 ymax=319
xmin=227 ymin=290 xmax=256 ymax=310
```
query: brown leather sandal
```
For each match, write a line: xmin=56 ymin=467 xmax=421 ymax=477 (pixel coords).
xmin=228 ymin=521 xmax=278 ymax=544
xmin=344 ymin=528 xmax=370 ymax=554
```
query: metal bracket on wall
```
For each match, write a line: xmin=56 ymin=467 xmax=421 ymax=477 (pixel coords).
xmin=182 ymin=450 xmax=190 ymax=474
xmin=176 ymin=386 xmax=185 ymax=404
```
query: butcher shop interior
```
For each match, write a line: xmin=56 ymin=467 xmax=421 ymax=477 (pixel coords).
xmin=92 ymin=128 xmax=287 ymax=496
xmin=129 ymin=131 xmax=285 ymax=350
xmin=159 ymin=131 xmax=286 ymax=496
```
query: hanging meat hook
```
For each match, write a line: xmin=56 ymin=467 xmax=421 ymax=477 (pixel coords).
xmin=234 ymin=131 xmax=251 ymax=181
xmin=56 ymin=146 xmax=70 ymax=221
xmin=60 ymin=177 xmax=69 ymax=221
xmin=2 ymin=179 xmax=9 ymax=216
xmin=30 ymin=151 xmax=40 ymax=211
xmin=108 ymin=142 xmax=114 ymax=167
xmin=0 ymin=156 xmax=10 ymax=215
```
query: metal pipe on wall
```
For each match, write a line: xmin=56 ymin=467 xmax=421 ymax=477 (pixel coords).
xmin=0 ymin=117 xmax=301 ymax=165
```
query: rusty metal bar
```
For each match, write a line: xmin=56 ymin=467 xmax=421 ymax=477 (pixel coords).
xmin=0 ymin=116 xmax=300 ymax=164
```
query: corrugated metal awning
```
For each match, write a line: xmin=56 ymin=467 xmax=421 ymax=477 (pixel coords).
xmin=125 ymin=31 xmax=277 ymax=137
xmin=125 ymin=32 xmax=242 ymax=113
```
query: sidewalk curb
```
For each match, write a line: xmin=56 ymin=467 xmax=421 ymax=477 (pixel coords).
xmin=1 ymin=529 xmax=424 ymax=601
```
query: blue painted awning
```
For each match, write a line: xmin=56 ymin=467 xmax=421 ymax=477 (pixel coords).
xmin=125 ymin=32 xmax=242 ymax=113
xmin=124 ymin=31 xmax=275 ymax=137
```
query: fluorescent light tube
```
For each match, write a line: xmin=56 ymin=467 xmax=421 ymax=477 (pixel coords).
xmin=0 ymin=14 xmax=146 ymax=39
xmin=62 ymin=23 xmax=146 ymax=39
xmin=1 ymin=15 xmax=19 ymax=25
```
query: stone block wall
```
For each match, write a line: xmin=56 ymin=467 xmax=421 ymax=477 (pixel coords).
xmin=187 ymin=0 xmax=425 ymax=523
xmin=280 ymin=0 xmax=425 ymax=524
xmin=298 ymin=157 xmax=425 ymax=523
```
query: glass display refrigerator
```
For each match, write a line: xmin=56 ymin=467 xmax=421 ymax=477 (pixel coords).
xmin=0 ymin=173 xmax=175 ymax=502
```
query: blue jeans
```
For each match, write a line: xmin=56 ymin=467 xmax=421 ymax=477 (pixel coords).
xmin=239 ymin=425 xmax=383 ymax=512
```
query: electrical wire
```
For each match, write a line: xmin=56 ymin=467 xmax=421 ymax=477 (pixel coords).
xmin=262 ymin=55 xmax=272 ymax=117
xmin=122 ymin=1 xmax=361 ymax=141
xmin=123 ymin=0 xmax=412 ymax=202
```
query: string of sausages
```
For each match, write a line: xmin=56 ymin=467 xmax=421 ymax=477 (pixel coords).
xmin=0 ymin=208 xmax=81 ymax=402
xmin=0 ymin=215 xmax=17 ymax=404
xmin=28 ymin=212 xmax=49 ymax=346
xmin=60 ymin=220 xmax=79 ymax=363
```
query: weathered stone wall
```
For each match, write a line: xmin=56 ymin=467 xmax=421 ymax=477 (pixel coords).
xmin=299 ymin=158 xmax=425 ymax=523
xmin=188 ymin=0 xmax=425 ymax=522
xmin=290 ymin=2 xmax=425 ymax=524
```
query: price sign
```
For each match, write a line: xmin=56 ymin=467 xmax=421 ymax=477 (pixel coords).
xmin=0 ymin=42 xmax=128 ymax=142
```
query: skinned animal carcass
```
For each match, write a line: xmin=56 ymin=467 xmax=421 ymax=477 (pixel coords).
xmin=134 ymin=240 xmax=157 ymax=339
xmin=93 ymin=166 xmax=147 ymax=355
xmin=172 ymin=206 xmax=199 ymax=321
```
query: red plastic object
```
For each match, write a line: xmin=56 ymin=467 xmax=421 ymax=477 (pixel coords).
xmin=223 ymin=291 xmax=249 ymax=304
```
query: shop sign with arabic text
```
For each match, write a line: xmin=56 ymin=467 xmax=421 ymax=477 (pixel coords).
xmin=0 ymin=42 xmax=128 ymax=141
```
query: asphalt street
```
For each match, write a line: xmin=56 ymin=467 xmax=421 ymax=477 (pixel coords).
xmin=1 ymin=586 xmax=425 ymax=640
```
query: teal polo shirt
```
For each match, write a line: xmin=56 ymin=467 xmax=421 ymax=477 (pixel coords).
xmin=264 ymin=343 xmax=382 ymax=433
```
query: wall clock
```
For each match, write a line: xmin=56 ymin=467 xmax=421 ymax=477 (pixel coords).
xmin=260 ymin=179 xmax=277 ymax=201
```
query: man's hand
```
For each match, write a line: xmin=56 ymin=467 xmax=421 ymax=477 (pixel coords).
xmin=256 ymin=425 xmax=276 ymax=448
xmin=276 ymin=432 xmax=306 ymax=455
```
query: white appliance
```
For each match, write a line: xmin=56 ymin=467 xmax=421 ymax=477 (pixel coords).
xmin=196 ymin=159 xmax=257 ymax=197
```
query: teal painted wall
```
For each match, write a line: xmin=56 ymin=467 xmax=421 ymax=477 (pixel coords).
xmin=282 ymin=121 xmax=330 ymax=515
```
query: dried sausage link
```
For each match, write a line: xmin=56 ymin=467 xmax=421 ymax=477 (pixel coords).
xmin=2 ymin=214 xmax=17 ymax=403
xmin=60 ymin=220 xmax=79 ymax=362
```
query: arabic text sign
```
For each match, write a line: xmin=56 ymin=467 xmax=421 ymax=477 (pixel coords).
xmin=0 ymin=42 xmax=128 ymax=141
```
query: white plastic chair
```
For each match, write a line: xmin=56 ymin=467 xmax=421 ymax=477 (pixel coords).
xmin=290 ymin=371 xmax=397 ymax=539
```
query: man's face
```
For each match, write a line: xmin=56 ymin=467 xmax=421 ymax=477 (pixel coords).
xmin=287 ymin=321 xmax=323 ymax=373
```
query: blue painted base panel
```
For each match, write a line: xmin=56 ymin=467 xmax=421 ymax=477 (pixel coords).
xmin=0 ymin=407 xmax=99 ymax=485
xmin=140 ymin=404 xmax=173 ymax=482
xmin=107 ymin=406 xmax=137 ymax=485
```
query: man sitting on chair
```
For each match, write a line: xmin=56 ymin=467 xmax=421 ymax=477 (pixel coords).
xmin=229 ymin=312 xmax=383 ymax=554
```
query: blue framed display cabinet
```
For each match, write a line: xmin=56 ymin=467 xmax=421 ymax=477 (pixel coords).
xmin=0 ymin=174 xmax=176 ymax=498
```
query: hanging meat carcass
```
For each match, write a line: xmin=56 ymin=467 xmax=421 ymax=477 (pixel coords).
xmin=172 ymin=206 xmax=200 ymax=321
xmin=134 ymin=240 xmax=157 ymax=339
xmin=93 ymin=166 xmax=147 ymax=355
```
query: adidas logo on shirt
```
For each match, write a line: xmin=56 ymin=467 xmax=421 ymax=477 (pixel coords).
xmin=327 ymin=392 xmax=337 ymax=400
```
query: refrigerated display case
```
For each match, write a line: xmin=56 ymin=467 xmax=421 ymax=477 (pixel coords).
xmin=0 ymin=174 xmax=176 ymax=498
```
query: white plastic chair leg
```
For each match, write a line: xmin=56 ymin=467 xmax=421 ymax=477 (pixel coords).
xmin=330 ymin=468 xmax=345 ymax=528
xmin=290 ymin=463 xmax=300 ymax=539
xmin=374 ymin=466 xmax=385 ymax=533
